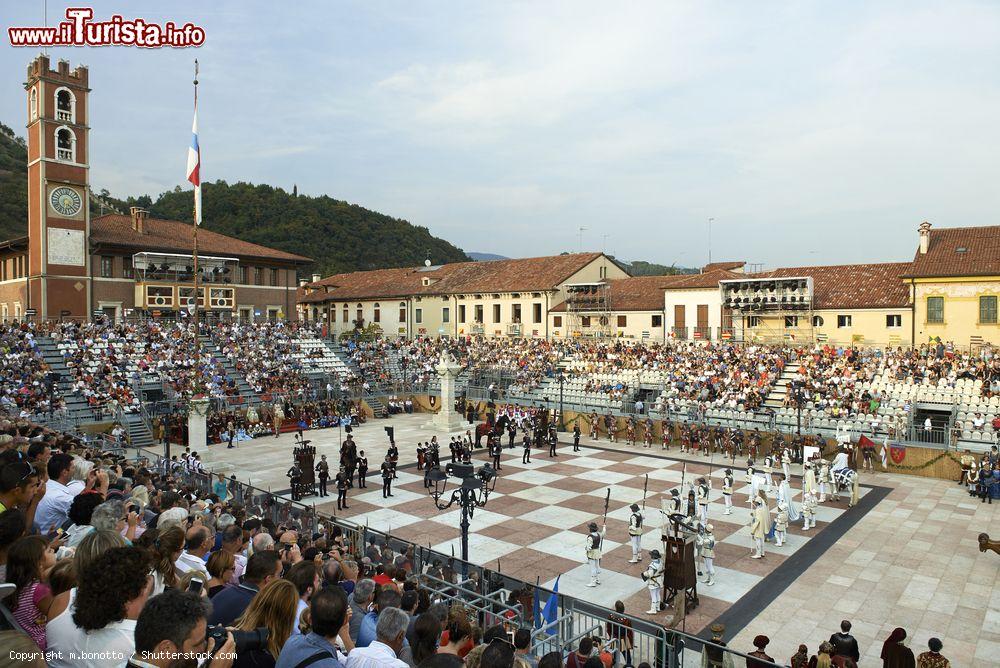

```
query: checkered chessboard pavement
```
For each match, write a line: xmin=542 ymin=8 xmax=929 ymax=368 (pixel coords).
xmin=319 ymin=444 xmax=873 ymax=634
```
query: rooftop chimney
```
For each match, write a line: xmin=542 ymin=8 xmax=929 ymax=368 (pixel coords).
xmin=918 ymin=221 xmax=932 ymax=255
xmin=299 ymin=279 xmax=308 ymax=288
xmin=312 ymin=273 xmax=321 ymax=283
xmin=130 ymin=207 xmax=148 ymax=234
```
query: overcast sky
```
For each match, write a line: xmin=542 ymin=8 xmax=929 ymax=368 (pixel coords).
xmin=3 ymin=1 xmax=999 ymax=268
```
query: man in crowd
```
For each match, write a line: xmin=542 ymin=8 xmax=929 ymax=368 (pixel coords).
xmin=33 ymin=452 xmax=81 ymax=532
xmin=345 ymin=607 xmax=409 ymax=668
xmin=130 ymin=589 xmax=233 ymax=668
xmin=0 ymin=457 xmax=43 ymax=532
xmin=348 ymin=579 xmax=376 ymax=643
xmin=176 ymin=525 xmax=212 ymax=579
xmin=209 ymin=550 xmax=283 ymax=626
xmin=277 ymin=587 xmax=354 ymax=668
xmin=287 ymin=561 xmax=322 ymax=635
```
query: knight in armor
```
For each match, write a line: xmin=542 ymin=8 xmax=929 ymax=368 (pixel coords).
xmin=380 ymin=456 xmax=394 ymax=498
xmin=287 ymin=463 xmax=302 ymax=501
xmin=685 ymin=484 xmax=697 ymax=519
xmin=627 ymin=503 xmax=643 ymax=563
xmin=818 ymin=458 xmax=831 ymax=502
xmin=641 ymin=549 xmax=664 ymax=614
xmin=315 ymin=455 xmax=330 ymax=497
xmin=774 ymin=501 xmax=789 ymax=547
xmin=750 ymin=497 xmax=767 ymax=558
xmin=573 ymin=422 xmax=582 ymax=452
xmin=548 ymin=429 xmax=558 ymax=457
xmin=490 ymin=437 xmax=503 ymax=471
xmin=696 ymin=477 xmax=710 ymax=525
xmin=722 ymin=468 xmax=734 ymax=515
xmin=357 ymin=450 xmax=368 ymax=488
xmin=801 ymin=490 xmax=817 ymax=529
xmin=522 ymin=432 xmax=532 ymax=464
xmin=585 ymin=521 xmax=606 ymax=587
xmin=698 ymin=524 xmax=716 ymax=586
xmin=667 ymin=488 xmax=681 ymax=515
xmin=335 ymin=465 xmax=349 ymax=511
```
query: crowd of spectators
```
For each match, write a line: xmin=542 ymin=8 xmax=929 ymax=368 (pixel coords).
xmin=0 ymin=324 xmax=63 ymax=418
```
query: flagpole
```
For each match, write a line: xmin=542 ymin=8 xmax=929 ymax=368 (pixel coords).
xmin=192 ymin=59 xmax=200 ymax=368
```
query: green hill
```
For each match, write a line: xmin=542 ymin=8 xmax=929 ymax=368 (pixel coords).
xmin=0 ymin=123 xmax=469 ymax=275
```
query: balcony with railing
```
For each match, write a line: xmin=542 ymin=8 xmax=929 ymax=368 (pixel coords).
xmin=506 ymin=323 xmax=522 ymax=336
xmin=671 ymin=326 xmax=688 ymax=340
xmin=692 ymin=326 xmax=712 ymax=340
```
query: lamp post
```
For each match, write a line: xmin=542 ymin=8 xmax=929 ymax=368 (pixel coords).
xmin=427 ymin=461 xmax=497 ymax=581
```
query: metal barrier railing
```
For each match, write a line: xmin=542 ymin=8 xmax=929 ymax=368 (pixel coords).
xmin=128 ymin=445 xmax=790 ymax=668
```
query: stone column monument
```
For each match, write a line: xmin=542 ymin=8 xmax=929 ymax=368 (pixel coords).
xmin=188 ymin=397 xmax=209 ymax=450
xmin=428 ymin=351 xmax=466 ymax=433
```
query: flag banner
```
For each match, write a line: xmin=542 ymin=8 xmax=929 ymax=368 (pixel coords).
xmin=541 ymin=575 xmax=560 ymax=628
xmin=186 ymin=102 xmax=201 ymax=224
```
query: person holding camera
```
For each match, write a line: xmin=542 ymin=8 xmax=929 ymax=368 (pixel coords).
xmin=230 ymin=578 xmax=299 ymax=668
xmin=276 ymin=587 xmax=354 ymax=668
xmin=129 ymin=589 xmax=236 ymax=668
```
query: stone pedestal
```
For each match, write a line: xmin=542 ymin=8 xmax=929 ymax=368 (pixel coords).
xmin=427 ymin=352 xmax=466 ymax=433
xmin=187 ymin=397 xmax=209 ymax=450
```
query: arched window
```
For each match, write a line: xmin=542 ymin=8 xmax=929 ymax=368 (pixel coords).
xmin=29 ymin=89 xmax=37 ymax=121
xmin=341 ymin=304 xmax=348 ymax=323
xmin=356 ymin=303 xmax=363 ymax=323
xmin=399 ymin=301 xmax=406 ymax=323
xmin=55 ymin=126 xmax=75 ymax=162
xmin=55 ymin=87 xmax=76 ymax=123
xmin=812 ymin=315 xmax=824 ymax=328
xmin=373 ymin=302 xmax=381 ymax=323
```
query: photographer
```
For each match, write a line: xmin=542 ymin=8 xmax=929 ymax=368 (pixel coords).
xmin=231 ymin=578 xmax=299 ymax=668
xmin=276 ymin=587 xmax=354 ymax=668
xmin=130 ymin=589 xmax=235 ymax=668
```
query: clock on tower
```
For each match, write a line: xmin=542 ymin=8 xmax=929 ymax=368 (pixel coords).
xmin=25 ymin=55 xmax=92 ymax=319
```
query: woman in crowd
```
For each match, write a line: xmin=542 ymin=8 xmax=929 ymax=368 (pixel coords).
xmin=206 ymin=549 xmax=236 ymax=598
xmin=231 ymin=578 xmax=299 ymax=668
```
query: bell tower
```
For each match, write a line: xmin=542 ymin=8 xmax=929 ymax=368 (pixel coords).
xmin=25 ymin=55 xmax=91 ymax=319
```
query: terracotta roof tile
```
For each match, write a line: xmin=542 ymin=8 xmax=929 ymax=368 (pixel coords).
xmin=91 ymin=214 xmax=312 ymax=264
xmin=904 ymin=224 xmax=1000 ymax=278
xmin=661 ymin=269 xmax=743 ymax=290
xmin=301 ymin=253 xmax=608 ymax=303
xmin=763 ymin=262 xmax=912 ymax=310
xmin=702 ymin=261 xmax=746 ymax=272
xmin=431 ymin=253 xmax=606 ymax=294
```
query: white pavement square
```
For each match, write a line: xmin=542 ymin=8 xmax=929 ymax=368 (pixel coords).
xmin=543 ymin=563 xmax=646 ymax=605
xmin=431 ymin=534 xmax=522 ymax=565
xmin=520 ymin=506 xmax=598 ymax=530
xmin=351 ymin=508 xmax=422 ymax=533
xmin=428 ymin=508 xmax=511 ymax=531
xmin=529 ymin=530 xmax=623 ymax=564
